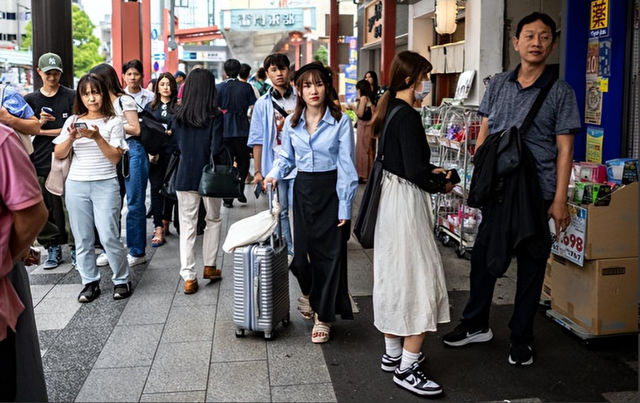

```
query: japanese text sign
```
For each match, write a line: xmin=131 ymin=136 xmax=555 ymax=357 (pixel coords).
xmin=551 ymin=204 xmax=587 ymax=266
xmin=590 ymin=0 xmax=609 ymax=38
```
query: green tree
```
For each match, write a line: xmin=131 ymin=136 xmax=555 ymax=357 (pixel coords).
xmin=21 ymin=5 xmax=104 ymax=77
xmin=314 ymin=46 xmax=328 ymax=66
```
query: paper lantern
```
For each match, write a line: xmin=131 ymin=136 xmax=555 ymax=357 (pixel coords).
xmin=435 ymin=0 xmax=458 ymax=35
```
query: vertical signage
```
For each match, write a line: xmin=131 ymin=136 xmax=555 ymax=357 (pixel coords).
xmin=589 ymin=0 xmax=609 ymax=38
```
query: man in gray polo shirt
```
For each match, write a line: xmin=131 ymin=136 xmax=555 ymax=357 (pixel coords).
xmin=443 ymin=12 xmax=581 ymax=366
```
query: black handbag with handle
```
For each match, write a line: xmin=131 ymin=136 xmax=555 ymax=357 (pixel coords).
xmin=198 ymin=147 xmax=243 ymax=198
xmin=353 ymin=105 xmax=402 ymax=249
xmin=160 ymin=150 xmax=180 ymax=200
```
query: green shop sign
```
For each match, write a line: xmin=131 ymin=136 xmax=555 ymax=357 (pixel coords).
xmin=221 ymin=8 xmax=316 ymax=31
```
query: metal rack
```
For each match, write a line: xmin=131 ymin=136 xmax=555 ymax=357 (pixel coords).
xmin=431 ymin=105 xmax=483 ymax=258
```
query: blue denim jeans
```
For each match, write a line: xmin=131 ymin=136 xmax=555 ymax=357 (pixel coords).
xmin=65 ymin=178 xmax=129 ymax=285
xmin=124 ymin=139 xmax=149 ymax=257
xmin=277 ymin=178 xmax=294 ymax=256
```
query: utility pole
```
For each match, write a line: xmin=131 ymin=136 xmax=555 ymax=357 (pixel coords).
xmin=31 ymin=0 xmax=74 ymax=90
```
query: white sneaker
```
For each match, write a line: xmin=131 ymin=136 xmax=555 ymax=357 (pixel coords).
xmin=127 ymin=254 xmax=147 ymax=267
xmin=96 ymin=252 xmax=109 ymax=267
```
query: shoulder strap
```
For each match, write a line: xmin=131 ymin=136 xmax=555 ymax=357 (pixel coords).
xmin=520 ymin=73 xmax=557 ymax=133
xmin=376 ymin=104 xmax=403 ymax=161
xmin=271 ymin=100 xmax=289 ymax=118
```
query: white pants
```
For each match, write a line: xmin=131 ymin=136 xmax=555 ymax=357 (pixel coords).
xmin=176 ymin=191 xmax=222 ymax=281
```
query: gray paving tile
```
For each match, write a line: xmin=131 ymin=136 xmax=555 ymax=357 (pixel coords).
xmin=214 ymin=292 xmax=235 ymax=321
xmin=603 ymin=391 xmax=639 ymax=402
xmin=206 ymin=361 xmax=270 ymax=402
xmin=135 ymin=267 xmax=180 ymax=294
xmin=94 ymin=324 xmax=163 ymax=368
xmin=31 ymin=284 xmax=55 ymax=307
xmin=173 ymin=275 xmax=221 ymax=307
xmin=346 ymin=250 xmax=373 ymax=297
xmin=161 ymin=305 xmax=216 ymax=344
xmin=44 ymin=370 xmax=90 ymax=403
xmin=35 ymin=311 xmax=79 ymax=331
xmin=38 ymin=329 xmax=61 ymax=356
xmin=32 ymin=262 xmax=74 ymax=275
xmin=144 ymin=341 xmax=211 ymax=393
xmin=271 ymin=383 xmax=337 ymax=402
xmin=27 ymin=273 xmax=66 ymax=285
xmin=267 ymin=335 xmax=331 ymax=386
xmin=42 ymin=322 xmax=113 ymax=372
xmin=66 ymin=296 xmax=129 ymax=329
xmin=75 ymin=366 xmax=149 ymax=402
xmin=210 ymin=320 xmax=267 ymax=362
xmin=117 ymin=292 xmax=173 ymax=325
xmin=140 ymin=391 xmax=206 ymax=402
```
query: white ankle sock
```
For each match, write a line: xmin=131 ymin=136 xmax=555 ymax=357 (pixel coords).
xmin=384 ymin=337 xmax=402 ymax=358
xmin=400 ymin=349 xmax=421 ymax=370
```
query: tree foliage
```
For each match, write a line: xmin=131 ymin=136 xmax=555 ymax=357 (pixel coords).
xmin=21 ymin=4 xmax=104 ymax=77
xmin=314 ymin=46 xmax=329 ymax=66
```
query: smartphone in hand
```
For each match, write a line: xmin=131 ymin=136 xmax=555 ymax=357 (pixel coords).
xmin=42 ymin=107 xmax=53 ymax=114
xmin=447 ymin=169 xmax=461 ymax=185
xmin=74 ymin=122 xmax=88 ymax=130
xmin=254 ymin=181 xmax=264 ymax=199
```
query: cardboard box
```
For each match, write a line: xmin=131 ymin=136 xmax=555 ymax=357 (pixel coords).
xmin=542 ymin=255 xmax=553 ymax=300
xmin=550 ymin=256 xmax=638 ymax=335
xmin=583 ymin=182 xmax=638 ymax=260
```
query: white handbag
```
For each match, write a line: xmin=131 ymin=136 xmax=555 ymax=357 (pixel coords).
xmin=222 ymin=194 xmax=281 ymax=253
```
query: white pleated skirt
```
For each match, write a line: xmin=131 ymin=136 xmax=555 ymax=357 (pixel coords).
xmin=373 ymin=171 xmax=450 ymax=336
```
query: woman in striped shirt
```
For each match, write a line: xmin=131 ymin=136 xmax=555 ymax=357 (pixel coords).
xmin=53 ymin=74 xmax=131 ymax=303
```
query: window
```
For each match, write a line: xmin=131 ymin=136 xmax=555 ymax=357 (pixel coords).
xmin=176 ymin=0 xmax=188 ymax=7
xmin=0 ymin=12 xmax=6 ymax=19
xmin=7 ymin=34 xmax=16 ymax=41
xmin=6 ymin=12 xmax=16 ymax=20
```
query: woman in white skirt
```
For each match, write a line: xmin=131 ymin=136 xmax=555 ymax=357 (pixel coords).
xmin=370 ymin=51 xmax=454 ymax=397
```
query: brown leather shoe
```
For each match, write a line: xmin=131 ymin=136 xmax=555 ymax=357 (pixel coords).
xmin=203 ymin=266 xmax=222 ymax=281
xmin=184 ymin=279 xmax=199 ymax=294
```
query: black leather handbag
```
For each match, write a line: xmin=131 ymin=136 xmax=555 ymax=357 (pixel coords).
xmin=160 ymin=151 xmax=180 ymax=200
xmin=495 ymin=75 xmax=556 ymax=178
xmin=198 ymin=147 xmax=243 ymax=198
xmin=353 ymin=105 xmax=402 ymax=249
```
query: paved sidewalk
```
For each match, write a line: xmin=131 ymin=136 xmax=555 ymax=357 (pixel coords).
xmin=27 ymin=186 xmax=638 ymax=402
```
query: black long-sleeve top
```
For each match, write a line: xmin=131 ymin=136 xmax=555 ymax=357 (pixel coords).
xmin=381 ymin=98 xmax=445 ymax=193
xmin=172 ymin=113 xmax=224 ymax=192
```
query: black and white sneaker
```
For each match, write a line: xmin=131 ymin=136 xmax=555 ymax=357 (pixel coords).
xmin=393 ymin=362 xmax=442 ymax=396
xmin=508 ymin=342 xmax=534 ymax=366
xmin=78 ymin=281 xmax=101 ymax=303
xmin=442 ymin=323 xmax=493 ymax=347
xmin=381 ymin=352 xmax=425 ymax=372
xmin=113 ymin=281 xmax=132 ymax=300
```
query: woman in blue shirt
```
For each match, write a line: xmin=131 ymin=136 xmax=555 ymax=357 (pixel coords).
xmin=265 ymin=63 xmax=358 ymax=344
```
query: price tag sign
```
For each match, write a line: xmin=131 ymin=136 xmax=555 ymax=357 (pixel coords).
xmin=551 ymin=204 xmax=587 ymax=266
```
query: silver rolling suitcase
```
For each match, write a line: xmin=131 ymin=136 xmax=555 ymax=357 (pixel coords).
xmin=233 ymin=185 xmax=290 ymax=340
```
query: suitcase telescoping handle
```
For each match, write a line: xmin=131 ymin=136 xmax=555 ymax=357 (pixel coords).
xmin=267 ymin=183 xmax=284 ymax=250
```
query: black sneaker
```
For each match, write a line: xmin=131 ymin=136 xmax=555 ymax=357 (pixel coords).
xmin=508 ymin=342 xmax=533 ymax=366
xmin=381 ymin=352 xmax=425 ymax=372
xmin=78 ymin=281 xmax=101 ymax=303
xmin=443 ymin=323 xmax=493 ymax=347
xmin=393 ymin=362 xmax=442 ymax=396
xmin=113 ymin=282 xmax=132 ymax=300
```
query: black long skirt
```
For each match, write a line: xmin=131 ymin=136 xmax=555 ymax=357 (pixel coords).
xmin=290 ymin=170 xmax=353 ymax=323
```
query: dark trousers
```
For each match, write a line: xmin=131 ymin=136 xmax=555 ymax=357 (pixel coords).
xmin=149 ymin=152 xmax=176 ymax=228
xmin=36 ymin=176 xmax=71 ymax=248
xmin=223 ymin=137 xmax=251 ymax=204
xmin=290 ymin=171 xmax=353 ymax=323
xmin=462 ymin=202 xmax=552 ymax=343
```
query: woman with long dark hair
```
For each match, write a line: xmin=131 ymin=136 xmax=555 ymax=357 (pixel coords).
xmin=172 ymin=68 xmax=224 ymax=294
xmin=354 ymin=79 xmax=377 ymax=182
xmin=370 ymin=51 xmax=453 ymax=396
xmin=145 ymin=72 xmax=179 ymax=247
xmin=53 ymin=73 xmax=130 ymax=302
xmin=365 ymin=70 xmax=381 ymax=103
xmin=265 ymin=63 xmax=358 ymax=344
xmin=89 ymin=63 xmax=148 ymax=268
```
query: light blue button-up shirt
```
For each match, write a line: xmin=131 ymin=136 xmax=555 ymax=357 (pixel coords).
xmin=267 ymin=106 xmax=358 ymax=220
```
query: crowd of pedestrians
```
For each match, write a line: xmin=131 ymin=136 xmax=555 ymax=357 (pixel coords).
xmin=0 ymin=12 xmax=581 ymax=400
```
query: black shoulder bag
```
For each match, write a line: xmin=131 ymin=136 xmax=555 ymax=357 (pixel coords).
xmin=353 ymin=105 xmax=402 ymax=249
xmin=119 ymin=96 xmax=169 ymax=155
xmin=495 ymin=75 xmax=557 ymax=177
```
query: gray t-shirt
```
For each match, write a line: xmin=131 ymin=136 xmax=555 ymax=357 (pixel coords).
xmin=478 ymin=66 xmax=582 ymax=201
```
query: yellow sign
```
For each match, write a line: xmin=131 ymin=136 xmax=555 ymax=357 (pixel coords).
xmin=586 ymin=126 xmax=604 ymax=163
xmin=600 ymin=77 xmax=609 ymax=92
xmin=590 ymin=0 xmax=609 ymax=38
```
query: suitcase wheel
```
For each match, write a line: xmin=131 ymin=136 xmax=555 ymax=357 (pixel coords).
xmin=282 ymin=313 xmax=290 ymax=327
xmin=264 ymin=332 xmax=273 ymax=340
xmin=235 ymin=329 xmax=245 ymax=338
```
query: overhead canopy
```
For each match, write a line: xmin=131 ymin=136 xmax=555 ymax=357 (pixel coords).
xmin=0 ymin=49 xmax=33 ymax=67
